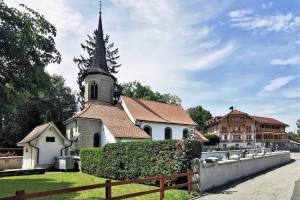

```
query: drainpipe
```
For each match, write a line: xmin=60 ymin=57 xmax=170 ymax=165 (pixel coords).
xmin=61 ymin=141 xmax=72 ymax=156
xmin=28 ymin=142 xmax=39 ymax=166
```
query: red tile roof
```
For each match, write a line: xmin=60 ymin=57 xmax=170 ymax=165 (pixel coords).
xmin=122 ymin=96 xmax=196 ymax=126
xmin=18 ymin=122 xmax=51 ymax=144
xmin=253 ymin=116 xmax=288 ymax=126
xmin=195 ymin=131 xmax=209 ymax=142
xmin=229 ymin=110 xmax=246 ymax=115
xmin=72 ymin=102 xmax=151 ymax=139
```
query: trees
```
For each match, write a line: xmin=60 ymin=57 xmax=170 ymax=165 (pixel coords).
xmin=203 ymin=134 xmax=220 ymax=146
xmin=297 ymin=119 xmax=300 ymax=135
xmin=186 ymin=106 xmax=212 ymax=131
xmin=0 ymin=2 xmax=76 ymax=147
xmin=121 ymin=81 xmax=182 ymax=105
xmin=74 ymin=31 xmax=121 ymax=108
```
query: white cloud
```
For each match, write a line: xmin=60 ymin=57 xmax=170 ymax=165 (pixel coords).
xmin=270 ymin=55 xmax=300 ymax=66
xmin=229 ymin=11 xmax=300 ymax=32
xmin=263 ymin=76 xmax=295 ymax=92
xmin=4 ymin=0 xmax=235 ymax=96
xmin=106 ymin=0 xmax=236 ymax=94
xmin=228 ymin=9 xmax=253 ymax=18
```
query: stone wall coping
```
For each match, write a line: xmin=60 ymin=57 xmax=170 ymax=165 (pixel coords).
xmin=0 ymin=156 xmax=23 ymax=159
xmin=201 ymin=151 xmax=290 ymax=168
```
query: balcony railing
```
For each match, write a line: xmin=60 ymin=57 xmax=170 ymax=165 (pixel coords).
xmin=220 ymin=139 xmax=229 ymax=142
xmin=220 ymin=139 xmax=289 ymax=143
xmin=256 ymin=138 xmax=289 ymax=142
xmin=232 ymin=139 xmax=243 ymax=142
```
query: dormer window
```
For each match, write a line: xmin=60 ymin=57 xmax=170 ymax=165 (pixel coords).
xmin=91 ymin=82 xmax=98 ymax=100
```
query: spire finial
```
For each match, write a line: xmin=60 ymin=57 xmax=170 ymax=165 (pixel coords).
xmin=99 ymin=0 xmax=102 ymax=14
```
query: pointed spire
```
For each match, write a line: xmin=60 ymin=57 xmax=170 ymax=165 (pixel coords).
xmin=88 ymin=1 xmax=109 ymax=74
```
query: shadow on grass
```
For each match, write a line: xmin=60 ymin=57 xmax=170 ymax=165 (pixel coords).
xmin=0 ymin=177 xmax=103 ymax=200
xmin=194 ymin=159 xmax=296 ymax=198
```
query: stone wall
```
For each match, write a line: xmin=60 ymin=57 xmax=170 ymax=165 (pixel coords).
xmin=84 ymin=74 xmax=114 ymax=104
xmin=192 ymin=151 xmax=291 ymax=192
xmin=0 ymin=156 xmax=22 ymax=170
xmin=78 ymin=119 xmax=102 ymax=148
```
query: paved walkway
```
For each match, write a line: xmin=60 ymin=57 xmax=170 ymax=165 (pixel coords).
xmin=194 ymin=153 xmax=300 ymax=200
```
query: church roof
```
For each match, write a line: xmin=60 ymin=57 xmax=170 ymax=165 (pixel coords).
xmin=69 ymin=102 xmax=151 ymax=139
xmin=121 ymin=96 xmax=196 ymax=126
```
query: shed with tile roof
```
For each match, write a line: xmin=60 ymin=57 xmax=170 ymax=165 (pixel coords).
xmin=18 ymin=122 xmax=71 ymax=169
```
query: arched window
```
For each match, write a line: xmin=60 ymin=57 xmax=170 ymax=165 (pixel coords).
xmin=143 ymin=125 xmax=152 ymax=137
xmin=93 ymin=133 xmax=100 ymax=147
xmin=183 ymin=128 xmax=188 ymax=139
xmin=165 ymin=127 xmax=172 ymax=140
xmin=91 ymin=82 xmax=98 ymax=100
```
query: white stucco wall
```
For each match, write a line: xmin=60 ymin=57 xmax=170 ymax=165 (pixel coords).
xmin=101 ymin=124 xmax=116 ymax=146
xmin=192 ymin=151 xmax=291 ymax=192
xmin=34 ymin=126 xmax=67 ymax=166
xmin=140 ymin=121 xmax=193 ymax=140
xmin=21 ymin=144 xmax=37 ymax=169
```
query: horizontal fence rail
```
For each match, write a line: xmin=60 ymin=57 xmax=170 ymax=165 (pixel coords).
xmin=0 ymin=172 xmax=198 ymax=200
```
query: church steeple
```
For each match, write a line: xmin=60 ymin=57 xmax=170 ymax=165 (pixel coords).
xmin=87 ymin=2 xmax=109 ymax=75
xmin=83 ymin=2 xmax=115 ymax=104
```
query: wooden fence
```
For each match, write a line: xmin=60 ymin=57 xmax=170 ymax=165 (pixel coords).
xmin=0 ymin=172 xmax=198 ymax=200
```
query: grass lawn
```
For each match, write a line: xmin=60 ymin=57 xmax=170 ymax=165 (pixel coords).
xmin=0 ymin=172 xmax=196 ymax=200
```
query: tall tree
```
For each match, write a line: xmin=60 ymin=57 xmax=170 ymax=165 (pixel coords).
xmin=74 ymin=31 xmax=121 ymax=108
xmin=187 ymin=106 xmax=212 ymax=131
xmin=121 ymin=81 xmax=182 ymax=105
xmin=0 ymin=2 xmax=76 ymax=147
xmin=43 ymin=75 xmax=77 ymax=131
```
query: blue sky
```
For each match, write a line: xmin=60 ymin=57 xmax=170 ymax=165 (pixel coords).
xmin=5 ymin=0 xmax=300 ymax=131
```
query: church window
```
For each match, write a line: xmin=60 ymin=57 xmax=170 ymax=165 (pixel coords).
xmin=91 ymin=83 xmax=98 ymax=100
xmin=165 ymin=127 xmax=172 ymax=139
xmin=183 ymin=128 xmax=188 ymax=139
xmin=93 ymin=133 xmax=100 ymax=147
xmin=143 ymin=125 xmax=152 ymax=137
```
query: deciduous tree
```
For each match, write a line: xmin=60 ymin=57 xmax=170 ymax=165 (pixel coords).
xmin=187 ymin=106 xmax=212 ymax=131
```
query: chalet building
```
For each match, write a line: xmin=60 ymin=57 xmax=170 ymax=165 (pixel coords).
xmin=64 ymin=10 xmax=207 ymax=154
xmin=204 ymin=109 xmax=289 ymax=149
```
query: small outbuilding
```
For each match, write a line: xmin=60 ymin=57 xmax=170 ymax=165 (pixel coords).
xmin=17 ymin=122 xmax=71 ymax=169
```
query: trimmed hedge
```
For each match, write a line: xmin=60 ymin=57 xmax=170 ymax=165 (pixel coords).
xmin=80 ymin=148 xmax=103 ymax=177
xmin=80 ymin=139 xmax=202 ymax=182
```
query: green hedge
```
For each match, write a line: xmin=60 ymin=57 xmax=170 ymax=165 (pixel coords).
xmin=80 ymin=148 xmax=103 ymax=177
xmin=80 ymin=139 xmax=202 ymax=182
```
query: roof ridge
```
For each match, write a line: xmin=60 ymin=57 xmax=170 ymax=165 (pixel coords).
xmin=121 ymin=95 xmax=181 ymax=107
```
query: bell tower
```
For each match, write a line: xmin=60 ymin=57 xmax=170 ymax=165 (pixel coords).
xmin=83 ymin=6 xmax=115 ymax=104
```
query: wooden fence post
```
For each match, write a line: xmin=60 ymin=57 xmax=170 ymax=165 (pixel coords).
xmin=16 ymin=190 xmax=25 ymax=200
xmin=159 ymin=174 xmax=165 ymax=200
xmin=105 ymin=180 xmax=112 ymax=200
xmin=187 ymin=171 xmax=192 ymax=195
